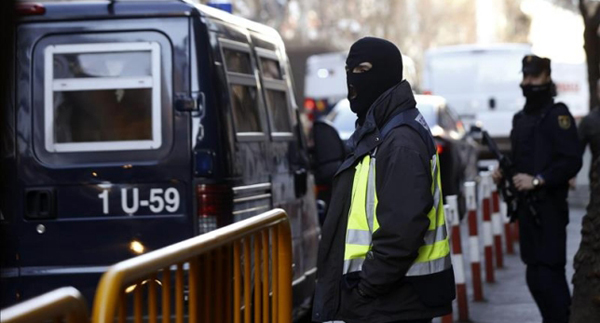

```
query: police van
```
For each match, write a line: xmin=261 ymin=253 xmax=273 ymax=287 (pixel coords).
xmin=0 ymin=0 xmax=320 ymax=317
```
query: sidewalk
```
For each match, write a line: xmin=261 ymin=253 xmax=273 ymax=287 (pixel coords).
xmin=437 ymin=206 xmax=584 ymax=323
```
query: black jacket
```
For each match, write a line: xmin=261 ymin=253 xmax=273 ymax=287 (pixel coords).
xmin=510 ymin=100 xmax=582 ymax=266
xmin=312 ymin=81 xmax=454 ymax=323
xmin=511 ymin=100 xmax=582 ymax=199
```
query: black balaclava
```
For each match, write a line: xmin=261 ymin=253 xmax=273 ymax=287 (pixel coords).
xmin=346 ymin=37 xmax=403 ymax=124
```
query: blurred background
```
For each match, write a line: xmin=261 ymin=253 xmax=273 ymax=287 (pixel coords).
xmin=2 ymin=2 xmax=598 ymax=321
xmin=198 ymin=0 xmax=599 ymax=113
xmin=199 ymin=0 xmax=599 ymax=204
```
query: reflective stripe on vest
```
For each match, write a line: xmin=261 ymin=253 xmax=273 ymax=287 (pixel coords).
xmin=343 ymin=153 xmax=379 ymax=274
xmin=342 ymin=135 xmax=451 ymax=277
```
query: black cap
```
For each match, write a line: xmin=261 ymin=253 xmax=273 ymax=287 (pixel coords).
xmin=522 ymin=55 xmax=551 ymax=76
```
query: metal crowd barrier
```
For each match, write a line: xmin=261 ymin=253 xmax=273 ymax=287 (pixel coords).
xmin=91 ymin=208 xmax=292 ymax=323
xmin=0 ymin=287 xmax=89 ymax=323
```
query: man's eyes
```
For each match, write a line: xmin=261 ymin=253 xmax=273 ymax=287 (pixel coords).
xmin=349 ymin=62 xmax=373 ymax=74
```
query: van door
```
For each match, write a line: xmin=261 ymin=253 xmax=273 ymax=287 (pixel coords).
xmin=14 ymin=18 xmax=194 ymax=301
xmin=252 ymin=36 xmax=319 ymax=310
xmin=1 ymin=50 xmax=20 ymax=307
xmin=215 ymin=33 xmax=273 ymax=226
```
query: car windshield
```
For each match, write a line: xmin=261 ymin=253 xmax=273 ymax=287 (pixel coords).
xmin=416 ymin=102 xmax=438 ymax=128
xmin=329 ymin=106 xmax=356 ymax=137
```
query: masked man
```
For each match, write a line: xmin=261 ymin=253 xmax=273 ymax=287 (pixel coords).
xmin=492 ymin=55 xmax=582 ymax=323
xmin=312 ymin=37 xmax=455 ymax=323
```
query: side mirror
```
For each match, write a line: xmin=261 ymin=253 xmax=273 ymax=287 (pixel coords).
xmin=470 ymin=125 xmax=482 ymax=134
xmin=311 ymin=120 xmax=346 ymax=185
xmin=468 ymin=124 xmax=483 ymax=142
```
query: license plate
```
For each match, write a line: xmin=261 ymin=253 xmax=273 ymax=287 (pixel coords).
xmin=58 ymin=183 xmax=184 ymax=217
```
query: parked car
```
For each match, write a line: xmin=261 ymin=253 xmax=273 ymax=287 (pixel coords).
xmin=1 ymin=1 xmax=320 ymax=319
xmin=312 ymin=95 xmax=478 ymax=219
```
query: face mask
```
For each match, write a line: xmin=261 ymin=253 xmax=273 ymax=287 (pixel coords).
xmin=346 ymin=37 xmax=403 ymax=122
xmin=520 ymin=82 xmax=553 ymax=100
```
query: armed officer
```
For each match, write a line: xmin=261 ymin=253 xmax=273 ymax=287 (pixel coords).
xmin=492 ymin=55 xmax=582 ymax=323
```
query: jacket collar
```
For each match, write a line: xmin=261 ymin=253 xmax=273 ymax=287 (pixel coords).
xmin=336 ymin=81 xmax=417 ymax=176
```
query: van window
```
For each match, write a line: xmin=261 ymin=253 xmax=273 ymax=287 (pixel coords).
xmin=256 ymin=48 xmax=292 ymax=137
xmin=220 ymin=39 xmax=266 ymax=138
xmin=264 ymin=90 xmax=291 ymax=132
xmin=44 ymin=42 xmax=162 ymax=153
xmin=223 ymin=48 xmax=253 ymax=74
xmin=230 ymin=85 xmax=262 ymax=132
xmin=259 ymin=57 xmax=282 ymax=80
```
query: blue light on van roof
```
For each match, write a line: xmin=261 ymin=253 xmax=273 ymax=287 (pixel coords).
xmin=207 ymin=1 xmax=233 ymax=14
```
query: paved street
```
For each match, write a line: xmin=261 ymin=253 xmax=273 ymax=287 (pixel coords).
xmin=436 ymin=205 xmax=585 ymax=323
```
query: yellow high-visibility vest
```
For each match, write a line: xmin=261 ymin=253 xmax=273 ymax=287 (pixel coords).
xmin=343 ymin=127 xmax=451 ymax=277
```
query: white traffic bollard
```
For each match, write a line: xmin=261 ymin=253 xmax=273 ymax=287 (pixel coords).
xmin=480 ymin=171 xmax=495 ymax=283
xmin=465 ymin=181 xmax=483 ymax=301
xmin=447 ymin=196 xmax=468 ymax=321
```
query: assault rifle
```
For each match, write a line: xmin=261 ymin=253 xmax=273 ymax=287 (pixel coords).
xmin=480 ymin=130 xmax=540 ymax=225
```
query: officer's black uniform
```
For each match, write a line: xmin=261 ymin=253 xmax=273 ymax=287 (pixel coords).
xmin=510 ymin=56 xmax=582 ymax=323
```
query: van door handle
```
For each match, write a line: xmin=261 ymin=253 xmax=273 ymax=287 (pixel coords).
xmin=175 ymin=93 xmax=198 ymax=112
xmin=25 ymin=189 xmax=56 ymax=220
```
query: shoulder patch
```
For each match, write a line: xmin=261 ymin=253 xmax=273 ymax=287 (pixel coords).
xmin=558 ymin=115 xmax=571 ymax=129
